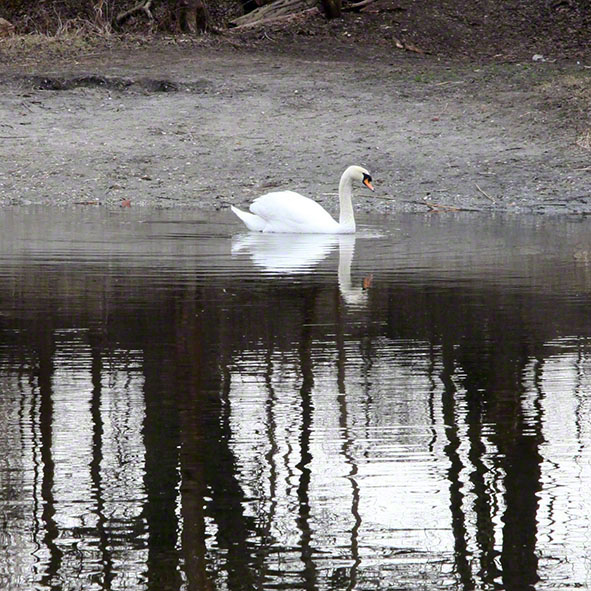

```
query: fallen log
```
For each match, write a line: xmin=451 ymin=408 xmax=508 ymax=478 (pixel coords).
xmin=229 ymin=6 xmax=320 ymax=29
xmin=229 ymin=0 xmax=318 ymax=27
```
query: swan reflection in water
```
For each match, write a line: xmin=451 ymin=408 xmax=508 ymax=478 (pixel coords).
xmin=231 ymin=233 xmax=370 ymax=307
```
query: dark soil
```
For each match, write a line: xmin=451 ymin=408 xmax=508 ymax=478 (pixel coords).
xmin=224 ymin=0 xmax=591 ymax=61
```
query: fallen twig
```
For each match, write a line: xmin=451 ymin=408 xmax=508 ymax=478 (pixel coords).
xmin=475 ymin=183 xmax=496 ymax=202
xmin=402 ymin=41 xmax=424 ymax=54
xmin=392 ymin=37 xmax=425 ymax=54
xmin=425 ymin=201 xmax=461 ymax=212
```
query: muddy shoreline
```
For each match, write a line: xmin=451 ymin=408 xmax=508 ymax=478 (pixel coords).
xmin=1 ymin=44 xmax=590 ymax=216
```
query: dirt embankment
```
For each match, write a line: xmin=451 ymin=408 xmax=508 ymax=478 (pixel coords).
xmin=0 ymin=15 xmax=590 ymax=215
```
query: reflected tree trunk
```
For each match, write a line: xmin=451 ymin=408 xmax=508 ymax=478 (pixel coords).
xmin=37 ymin=325 xmax=62 ymax=588
xmin=142 ymin=329 xmax=183 ymax=591
xmin=334 ymin=288 xmax=362 ymax=588
xmin=440 ymin=342 xmax=475 ymax=590
xmin=175 ymin=292 xmax=213 ymax=591
xmin=464 ymin=387 xmax=500 ymax=586
xmin=498 ymin=355 xmax=543 ymax=591
xmin=296 ymin=289 xmax=319 ymax=589
xmin=449 ymin=317 xmax=544 ymax=591
xmin=89 ymin=334 xmax=115 ymax=589
xmin=176 ymin=287 xmax=257 ymax=591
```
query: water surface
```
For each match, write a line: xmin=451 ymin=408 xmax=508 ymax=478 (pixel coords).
xmin=1 ymin=208 xmax=591 ymax=591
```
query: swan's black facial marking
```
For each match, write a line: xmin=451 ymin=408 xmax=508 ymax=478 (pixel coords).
xmin=362 ymin=173 xmax=375 ymax=191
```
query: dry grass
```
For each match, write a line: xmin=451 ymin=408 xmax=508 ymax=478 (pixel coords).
xmin=557 ymin=73 xmax=591 ymax=98
xmin=3 ymin=0 xmax=240 ymax=35
xmin=540 ymin=72 xmax=591 ymax=103
xmin=0 ymin=30 xmax=174 ymax=68
xmin=0 ymin=29 xmax=110 ymax=58
xmin=0 ymin=0 xmax=240 ymax=59
xmin=539 ymin=71 xmax=591 ymax=147
xmin=0 ymin=29 xmax=227 ymax=68
xmin=561 ymin=74 xmax=591 ymax=150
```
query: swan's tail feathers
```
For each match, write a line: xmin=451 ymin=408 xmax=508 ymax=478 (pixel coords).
xmin=231 ymin=205 xmax=266 ymax=232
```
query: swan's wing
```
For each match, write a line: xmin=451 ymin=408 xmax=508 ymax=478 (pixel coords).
xmin=231 ymin=205 xmax=267 ymax=232
xmin=250 ymin=191 xmax=339 ymax=233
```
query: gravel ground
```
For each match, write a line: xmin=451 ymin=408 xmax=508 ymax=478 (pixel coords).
xmin=0 ymin=43 xmax=590 ymax=215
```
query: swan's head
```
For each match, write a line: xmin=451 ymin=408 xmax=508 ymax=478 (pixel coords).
xmin=344 ymin=165 xmax=375 ymax=192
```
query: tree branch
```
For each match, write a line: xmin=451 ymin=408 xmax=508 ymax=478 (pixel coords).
xmin=115 ymin=0 xmax=153 ymax=27
xmin=343 ymin=0 xmax=376 ymax=11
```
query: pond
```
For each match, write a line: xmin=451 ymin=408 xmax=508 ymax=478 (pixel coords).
xmin=1 ymin=208 xmax=591 ymax=591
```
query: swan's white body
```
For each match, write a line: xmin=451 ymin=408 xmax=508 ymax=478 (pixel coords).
xmin=231 ymin=165 xmax=373 ymax=234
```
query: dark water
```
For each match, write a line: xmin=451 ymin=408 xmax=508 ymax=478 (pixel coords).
xmin=1 ymin=208 xmax=591 ymax=591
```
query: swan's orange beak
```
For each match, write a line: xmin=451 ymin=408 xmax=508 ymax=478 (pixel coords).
xmin=363 ymin=178 xmax=375 ymax=191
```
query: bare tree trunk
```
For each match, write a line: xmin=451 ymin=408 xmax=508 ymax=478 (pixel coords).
xmin=179 ymin=0 xmax=209 ymax=32
xmin=320 ymin=0 xmax=341 ymax=19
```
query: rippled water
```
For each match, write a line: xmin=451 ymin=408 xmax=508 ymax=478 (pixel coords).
xmin=1 ymin=208 xmax=591 ymax=591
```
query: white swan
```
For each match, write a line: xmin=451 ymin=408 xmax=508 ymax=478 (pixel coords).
xmin=230 ymin=165 xmax=374 ymax=234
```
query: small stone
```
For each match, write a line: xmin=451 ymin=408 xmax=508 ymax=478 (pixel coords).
xmin=0 ymin=18 xmax=15 ymax=37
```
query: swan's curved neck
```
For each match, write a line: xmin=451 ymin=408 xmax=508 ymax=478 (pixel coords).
xmin=338 ymin=172 xmax=356 ymax=232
